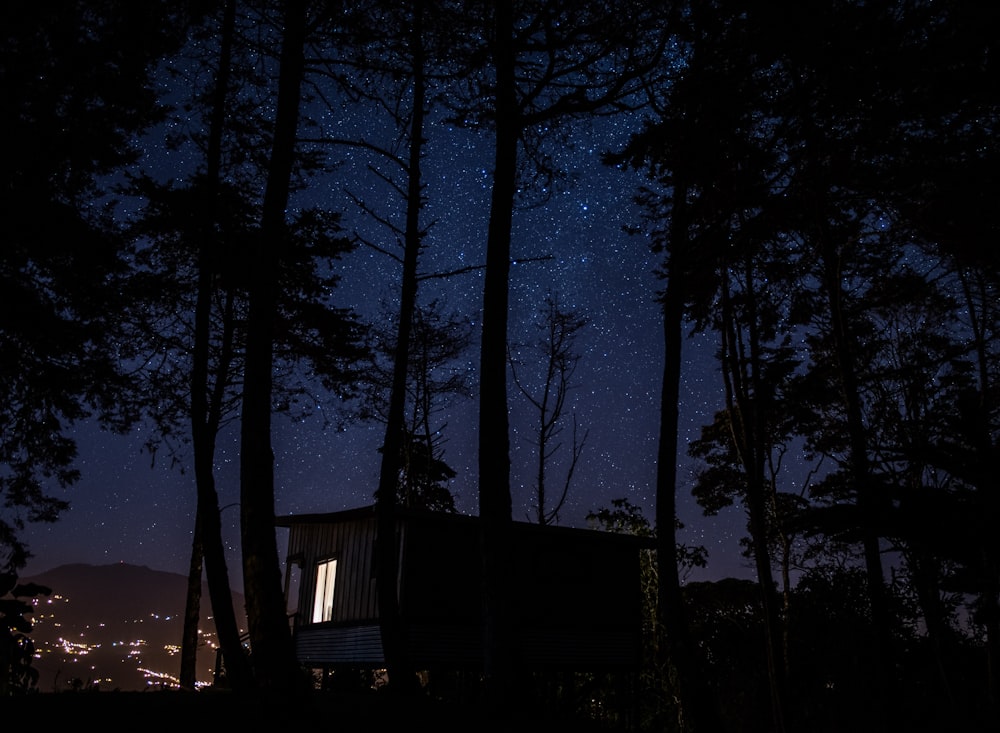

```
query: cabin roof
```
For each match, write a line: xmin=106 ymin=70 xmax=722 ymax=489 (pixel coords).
xmin=275 ymin=503 xmax=655 ymax=548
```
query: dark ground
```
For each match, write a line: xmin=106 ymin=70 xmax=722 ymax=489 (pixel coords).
xmin=1 ymin=689 xmax=619 ymax=732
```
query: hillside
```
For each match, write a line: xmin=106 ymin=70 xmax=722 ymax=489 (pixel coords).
xmin=21 ymin=563 xmax=247 ymax=693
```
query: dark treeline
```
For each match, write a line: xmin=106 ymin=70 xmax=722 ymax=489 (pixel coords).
xmin=2 ymin=1 xmax=999 ymax=731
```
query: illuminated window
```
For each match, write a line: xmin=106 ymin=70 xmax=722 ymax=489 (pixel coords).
xmin=312 ymin=558 xmax=337 ymax=623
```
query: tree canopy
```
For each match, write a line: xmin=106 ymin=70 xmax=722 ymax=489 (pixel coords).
xmin=2 ymin=1 xmax=999 ymax=728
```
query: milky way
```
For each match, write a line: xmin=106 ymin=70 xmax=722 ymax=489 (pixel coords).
xmin=23 ymin=69 xmax=757 ymax=591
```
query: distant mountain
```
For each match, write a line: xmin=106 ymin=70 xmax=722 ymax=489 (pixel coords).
xmin=21 ymin=563 xmax=246 ymax=693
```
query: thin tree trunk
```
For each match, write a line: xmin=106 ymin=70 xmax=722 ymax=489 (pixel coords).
xmin=179 ymin=513 xmax=203 ymax=690
xmin=657 ymin=181 xmax=723 ymax=733
xmin=187 ymin=0 xmax=252 ymax=692
xmin=200 ymin=290 xmax=250 ymax=690
xmin=820 ymin=240 xmax=893 ymax=727
xmin=375 ymin=0 xmax=427 ymax=696
xmin=479 ymin=0 xmax=517 ymax=713
xmin=240 ymin=0 xmax=306 ymax=693
xmin=719 ymin=261 xmax=787 ymax=732
xmin=958 ymin=268 xmax=1000 ymax=720
xmin=908 ymin=549 xmax=956 ymax=706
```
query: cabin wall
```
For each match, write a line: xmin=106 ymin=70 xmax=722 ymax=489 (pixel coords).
xmin=287 ymin=516 xmax=380 ymax=624
xmin=514 ymin=528 xmax=641 ymax=631
xmin=285 ymin=510 xmax=646 ymax=670
xmin=399 ymin=516 xmax=481 ymax=622
xmin=397 ymin=514 xmax=643 ymax=668
xmin=397 ymin=515 xmax=641 ymax=630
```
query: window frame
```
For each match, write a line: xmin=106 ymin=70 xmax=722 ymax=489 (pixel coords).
xmin=311 ymin=556 xmax=338 ymax=624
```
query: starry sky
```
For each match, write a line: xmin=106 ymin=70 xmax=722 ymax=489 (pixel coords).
xmin=20 ymin=70 xmax=758 ymax=593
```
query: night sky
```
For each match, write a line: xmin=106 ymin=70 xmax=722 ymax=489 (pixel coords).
xmin=21 ymin=78 xmax=759 ymax=593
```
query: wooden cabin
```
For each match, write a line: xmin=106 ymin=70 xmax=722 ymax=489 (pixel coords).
xmin=276 ymin=505 xmax=651 ymax=676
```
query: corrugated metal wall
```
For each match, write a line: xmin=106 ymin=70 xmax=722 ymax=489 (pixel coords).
xmin=284 ymin=510 xmax=647 ymax=670
xmin=294 ymin=624 xmax=384 ymax=666
xmin=287 ymin=516 xmax=380 ymax=623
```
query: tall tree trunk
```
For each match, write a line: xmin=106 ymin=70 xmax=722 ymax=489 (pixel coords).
xmin=719 ymin=261 xmax=787 ymax=732
xmin=179 ymin=514 xmax=203 ymax=690
xmin=375 ymin=0 xmax=426 ymax=696
xmin=199 ymin=290 xmax=250 ymax=690
xmin=240 ymin=0 xmax=306 ymax=693
xmin=820 ymin=240 xmax=893 ymax=727
xmin=657 ymin=182 xmax=723 ymax=733
xmin=959 ymin=268 xmax=1000 ymax=720
xmin=479 ymin=0 xmax=517 ymax=713
xmin=186 ymin=0 xmax=252 ymax=692
xmin=907 ymin=547 xmax=956 ymax=707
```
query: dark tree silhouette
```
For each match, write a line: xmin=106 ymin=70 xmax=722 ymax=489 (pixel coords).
xmin=305 ymin=0 xmax=475 ymax=691
xmin=509 ymin=292 xmax=588 ymax=526
xmin=364 ymin=300 xmax=472 ymax=512
xmin=455 ymin=1 xmax=667 ymax=709
xmin=239 ymin=0 xmax=308 ymax=691
xmin=0 ymin=1 xmax=196 ymax=571
xmin=180 ymin=0 xmax=252 ymax=692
